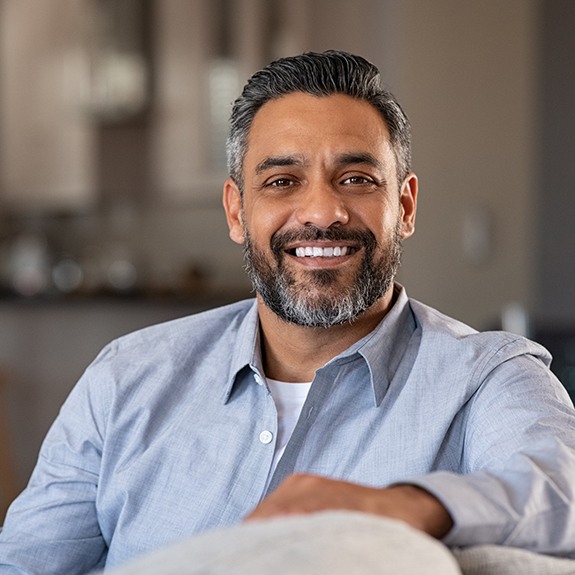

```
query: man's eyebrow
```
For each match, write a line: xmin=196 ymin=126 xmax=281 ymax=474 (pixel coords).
xmin=255 ymin=155 xmax=306 ymax=175
xmin=254 ymin=152 xmax=385 ymax=175
xmin=335 ymin=152 xmax=385 ymax=171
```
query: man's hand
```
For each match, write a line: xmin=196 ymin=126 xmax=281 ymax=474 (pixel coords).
xmin=245 ymin=474 xmax=453 ymax=538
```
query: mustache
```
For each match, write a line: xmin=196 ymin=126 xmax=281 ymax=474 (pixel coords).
xmin=270 ymin=226 xmax=377 ymax=258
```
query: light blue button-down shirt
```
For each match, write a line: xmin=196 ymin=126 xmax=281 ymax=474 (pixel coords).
xmin=2 ymin=285 xmax=575 ymax=573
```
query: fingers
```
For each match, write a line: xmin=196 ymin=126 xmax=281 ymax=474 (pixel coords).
xmin=244 ymin=474 xmax=453 ymax=538
xmin=244 ymin=474 xmax=377 ymax=522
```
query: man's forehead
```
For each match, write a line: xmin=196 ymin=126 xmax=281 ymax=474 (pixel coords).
xmin=245 ymin=92 xmax=393 ymax=164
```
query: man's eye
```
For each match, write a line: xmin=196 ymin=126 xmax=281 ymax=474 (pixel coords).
xmin=342 ymin=175 xmax=372 ymax=185
xmin=269 ymin=178 xmax=294 ymax=188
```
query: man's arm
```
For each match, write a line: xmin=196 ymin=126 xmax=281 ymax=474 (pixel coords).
xmin=246 ymin=352 xmax=575 ymax=554
xmin=245 ymin=474 xmax=453 ymax=538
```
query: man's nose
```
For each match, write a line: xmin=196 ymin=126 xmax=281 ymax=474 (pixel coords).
xmin=295 ymin=181 xmax=350 ymax=229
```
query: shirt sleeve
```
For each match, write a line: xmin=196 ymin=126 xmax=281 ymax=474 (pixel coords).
xmin=0 ymin=345 xmax=114 ymax=575
xmin=409 ymin=350 xmax=575 ymax=556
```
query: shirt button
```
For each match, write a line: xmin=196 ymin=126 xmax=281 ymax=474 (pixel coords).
xmin=254 ymin=374 xmax=264 ymax=386
xmin=259 ymin=430 xmax=273 ymax=444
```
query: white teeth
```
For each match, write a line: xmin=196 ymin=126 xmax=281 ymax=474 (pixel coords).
xmin=294 ymin=246 xmax=349 ymax=258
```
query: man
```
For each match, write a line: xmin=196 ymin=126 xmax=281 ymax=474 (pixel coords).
xmin=1 ymin=50 xmax=575 ymax=574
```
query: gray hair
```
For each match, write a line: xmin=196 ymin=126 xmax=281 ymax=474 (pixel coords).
xmin=226 ymin=50 xmax=412 ymax=192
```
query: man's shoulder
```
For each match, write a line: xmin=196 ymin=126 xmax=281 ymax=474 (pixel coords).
xmin=408 ymin=297 xmax=551 ymax=366
xmin=77 ymin=297 xmax=258 ymax=402
xmin=408 ymin=298 xmax=478 ymax=337
xmin=106 ymin=297 xmax=258 ymax=356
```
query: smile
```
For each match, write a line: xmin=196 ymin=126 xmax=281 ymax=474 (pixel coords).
xmin=291 ymin=246 xmax=356 ymax=258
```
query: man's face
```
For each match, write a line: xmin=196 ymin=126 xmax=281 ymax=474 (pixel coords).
xmin=224 ymin=93 xmax=417 ymax=327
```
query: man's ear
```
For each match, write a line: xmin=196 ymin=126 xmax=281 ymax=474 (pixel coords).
xmin=399 ymin=172 xmax=418 ymax=239
xmin=223 ymin=178 xmax=245 ymax=245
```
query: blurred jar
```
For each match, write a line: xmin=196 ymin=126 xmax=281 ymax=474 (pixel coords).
xmin=6 ymin=228 xmax=51 ymax=297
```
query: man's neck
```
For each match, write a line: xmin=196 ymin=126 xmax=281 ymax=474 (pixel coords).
xmin=257 ymin=290 xmax=395 ymax=383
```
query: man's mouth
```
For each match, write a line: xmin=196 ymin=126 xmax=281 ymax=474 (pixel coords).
xmin=272 ymin=227 xmax=368 ymax=261
xmin=283 ymin=244 xmax=362 ymax=259
xmin=290 ymin=246 xmax=355 ymax=258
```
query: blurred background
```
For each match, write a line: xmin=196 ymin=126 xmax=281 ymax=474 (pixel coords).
xmin=0 ymin=0 xmax=574 ymax=516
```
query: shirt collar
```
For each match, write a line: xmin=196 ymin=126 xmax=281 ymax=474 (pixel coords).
xmin=341 ymin=283 xmax=417 ymax=406
xmin=223 ymin=284 xmax=417 ymax=405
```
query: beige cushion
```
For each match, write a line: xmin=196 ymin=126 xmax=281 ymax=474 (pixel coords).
xmin=106 ymin=511 xmax=461 ymax=575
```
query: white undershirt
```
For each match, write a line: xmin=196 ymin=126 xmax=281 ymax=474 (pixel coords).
xmin=266 ymin=378 xmax=312 ymax=477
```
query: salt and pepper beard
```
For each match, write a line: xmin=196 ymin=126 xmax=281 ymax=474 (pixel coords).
xmin=242 ymin=218 xmax=403 ymax=328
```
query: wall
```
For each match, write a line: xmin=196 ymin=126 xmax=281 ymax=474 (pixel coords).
xmin=537 ymin=0 xmax=575 ymax=327
xmin=380 ymin=0 xmax=539 ymax=330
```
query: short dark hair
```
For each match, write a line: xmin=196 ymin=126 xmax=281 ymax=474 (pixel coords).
xmin=226 ymin=50 xmax=411 ymax=192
